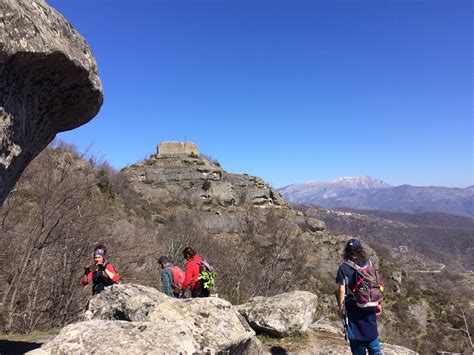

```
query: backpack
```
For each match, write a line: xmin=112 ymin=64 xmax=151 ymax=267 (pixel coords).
xmin=166 ymin=266 xmax=185 ymax=292
xmin=194 ymin=258 xmax=216 ymax=291
xmin=344 ymin=260 xmax=384 ymax=308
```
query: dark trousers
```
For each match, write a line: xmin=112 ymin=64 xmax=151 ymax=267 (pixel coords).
xmin=191 ymin=288 xmax=210 ymax=298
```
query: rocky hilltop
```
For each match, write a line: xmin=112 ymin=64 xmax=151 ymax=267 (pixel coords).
xmin=0 ymin=0 xmax=103 ymax=204
xmin=120 ymin=142 xmax=328 ymax=237
xmin=29 ymin=284 xmax=417 ymax=355
xmin=124 ymin=141 xmax=286 ymax=209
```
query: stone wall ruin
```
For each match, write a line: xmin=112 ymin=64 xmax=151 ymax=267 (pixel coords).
xmin=157 ymin=141 xmax=199 ymax=158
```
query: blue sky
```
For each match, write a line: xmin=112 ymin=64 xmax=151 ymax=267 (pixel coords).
xmin=51 ymin=0 xmax=472 ymax=188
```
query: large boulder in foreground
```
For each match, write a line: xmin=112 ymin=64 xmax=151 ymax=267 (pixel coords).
xmin=236 ymin=290 xmax=318 ymax=337
xmin=84 ymin=283 xmax=169 ymax=321
xmin=148 ymin=297 xmax=262 ymax=353
xmin=34 ymin=283 xmax=263 ymax=354
xmin=0 ymin=0 xmax=103 ymax=204
xmin=30 ymin=320 xmax=199 ymax=354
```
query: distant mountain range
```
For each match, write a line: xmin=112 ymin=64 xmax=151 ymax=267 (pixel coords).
xmin=278 ymin=176 xmax=474 ymax=217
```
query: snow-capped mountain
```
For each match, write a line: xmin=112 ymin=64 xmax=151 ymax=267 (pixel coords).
xmin=278 ymin=177 xmax=474 ymax=217
xmin=279 ymin=176 xmax=391 ymax=203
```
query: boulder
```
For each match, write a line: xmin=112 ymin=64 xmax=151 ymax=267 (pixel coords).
xmin=80 ymin=283 xmax=263 ymax=354
xmin=236 ymin=291 xmax=318 ymax=337
xmin=0 ymin=0 xmax=103 ymax=204
xmin=29 ymin=320 xmax=199 ymax=354
xmin=149 ymin=297 xmax=262 ymax=353
xmin=84 ymin=283 xmax=169 ymax=321
xmin=306 ymin=217 xmax=325 ymax=232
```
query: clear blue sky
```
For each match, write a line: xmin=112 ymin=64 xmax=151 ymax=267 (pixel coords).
xmin=50 ymin=0 xmax=473 ymax=188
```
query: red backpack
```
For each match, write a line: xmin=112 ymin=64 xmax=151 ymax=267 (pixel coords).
xmin=166 ymin=266 xmax=185 ymax=292
xmin=344 ymin=260 xmax=384 ymax=308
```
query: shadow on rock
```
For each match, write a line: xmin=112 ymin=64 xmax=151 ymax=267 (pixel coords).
xmin=0 ymin=340 xmax=42 ymax=355
xmin=270 ymin=345 xmax=289 ymax=354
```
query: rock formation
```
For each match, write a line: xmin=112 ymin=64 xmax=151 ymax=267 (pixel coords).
xmin=32 ymin=320 xmax=200 ymax=354
xmin=84 ymin=283 xmax=169 ymax=322
xmin=236 ymin=291 xmax=318 ymax=337
xmin=31 ymin=283 xmax=263 ymax=354
xmin=123 ymin=143 xmax=286 ymax=211
xmin=0 ymin=0 xmax=103 ymax=204
xmin=29 ymin=284 xmax=418 ymax=354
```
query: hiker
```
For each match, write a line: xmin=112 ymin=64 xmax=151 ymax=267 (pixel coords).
xmin=336 ymin=238 xmax=383 ymax=355
xmin=181 ymin=246 xmax=210 ymax=298
xmin=80 ymin=244 xmax=119 ymax=295
xmin=158 ymin=255 xmax=184 ymax=298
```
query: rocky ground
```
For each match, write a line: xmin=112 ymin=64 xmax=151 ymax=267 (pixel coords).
xmin=25 ymin=283 xmax=417 ymax=355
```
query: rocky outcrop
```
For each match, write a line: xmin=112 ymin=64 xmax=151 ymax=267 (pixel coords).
xmin=236 ymin=291 xmax=318 ymax=337
xmin=0 ymin=0 xmax=103 ymax=204
xmin=122 ymin=152 xmax=285 ymax=208
xmin=30 ymin=285 xmax=419 ymax=355
xmin=34 ymin=283 xmax=263 ymax=354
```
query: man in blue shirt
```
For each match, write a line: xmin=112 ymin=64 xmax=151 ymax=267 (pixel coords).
xmin=158 ymin=255 xmax=185 ymax=298
xmin=336 ymin=239 xmax=382 ymax=355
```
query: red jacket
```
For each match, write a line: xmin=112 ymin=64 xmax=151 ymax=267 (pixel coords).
xmin=81 ymin=262 xmax=119 ymax=285
xmin=182 ymin=255 xmax=203 ymax=290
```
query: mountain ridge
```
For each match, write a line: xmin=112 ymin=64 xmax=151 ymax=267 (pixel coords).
xmin=279 ymin=176 xmax=474 ymax=217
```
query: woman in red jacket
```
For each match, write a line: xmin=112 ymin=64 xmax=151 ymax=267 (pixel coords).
xmin=181 ymin=247 xmax=210 ymax=298
xmin=80 ymin=244 xmax=119 ymax=295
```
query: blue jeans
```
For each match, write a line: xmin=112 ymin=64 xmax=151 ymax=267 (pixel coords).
xmin=349 ymin=338 xmax=382 ymax=355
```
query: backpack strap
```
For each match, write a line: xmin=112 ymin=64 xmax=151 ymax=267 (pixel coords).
xmin=343 ymin=260 xmax=360 ymax=270
xmin=344 ymin=259 xmax=372 ymax=270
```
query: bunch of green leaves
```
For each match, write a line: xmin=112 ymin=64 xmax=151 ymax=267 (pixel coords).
xmin=198 ymin=271 xmax=217 ymax=290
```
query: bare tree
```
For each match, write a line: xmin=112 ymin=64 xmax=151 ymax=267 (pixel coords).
xmin=0 ymin=144 xmax=113 ymax=332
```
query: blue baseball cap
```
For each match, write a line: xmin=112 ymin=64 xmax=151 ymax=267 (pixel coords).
xmin=346 ymin=238 xmax=362 ymax=250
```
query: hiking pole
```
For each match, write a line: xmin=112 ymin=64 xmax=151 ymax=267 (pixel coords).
xmin=342 ymin=311 xmax=349 ymax=342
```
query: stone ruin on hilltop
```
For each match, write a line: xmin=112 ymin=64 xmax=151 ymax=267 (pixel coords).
xmin=157 ymin=141 xmax=199 ymax=158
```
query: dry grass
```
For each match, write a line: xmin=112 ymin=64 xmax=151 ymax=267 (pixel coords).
xmin=0 ymin=328 xmax=60 ymax=342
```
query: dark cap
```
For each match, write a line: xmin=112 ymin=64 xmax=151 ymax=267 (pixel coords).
xmin=158 ymin=256 xmax=169 ymax=265
xmin=346 ymin=238 xmax=362 ymax=250
xmin=94 ymin=248 xmax=106 ymax=257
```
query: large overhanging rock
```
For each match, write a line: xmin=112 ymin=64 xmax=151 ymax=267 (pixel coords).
xmin=0 ymin=0 xmax=103 ymax=204
xmin=236 ymin=290 xmax=319 ymax=338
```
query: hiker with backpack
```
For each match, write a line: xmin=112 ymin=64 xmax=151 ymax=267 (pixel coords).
xmin=181 ymin=246 xmax=214 ymax=298
xmin=158 ymin=255 xmax=184 ymax=298
xmin=80 ymin=244 xmax=119 ymax=295
xmin=336 ymin=238 xmax=384 ymax=355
